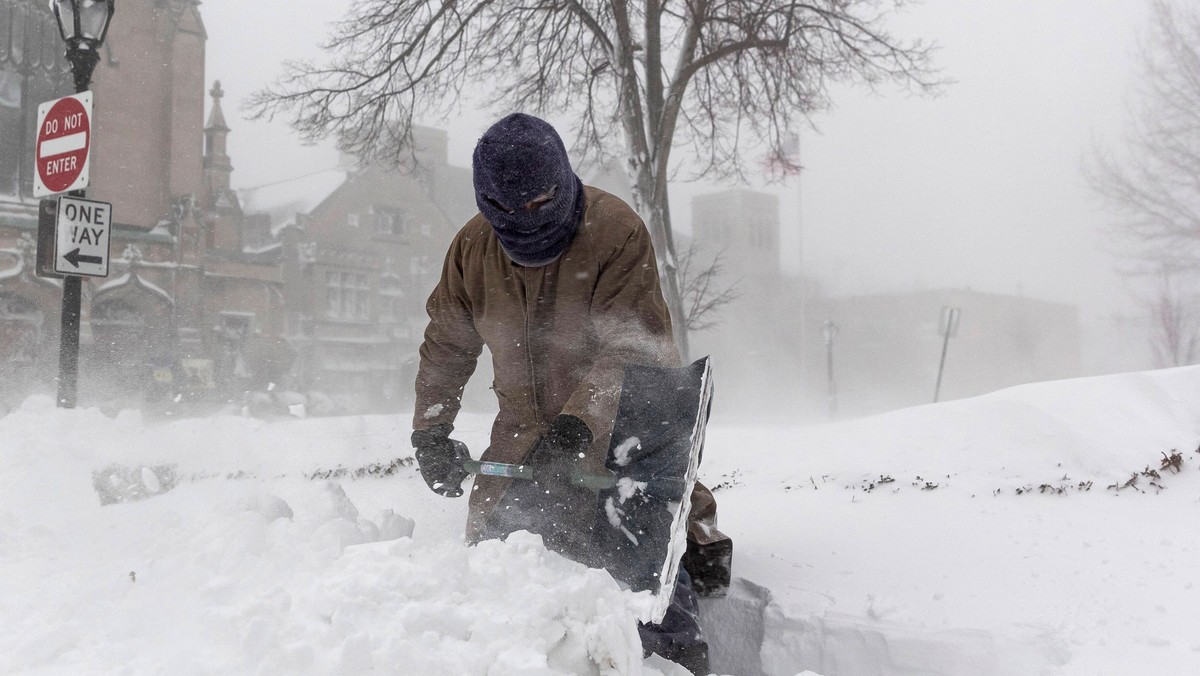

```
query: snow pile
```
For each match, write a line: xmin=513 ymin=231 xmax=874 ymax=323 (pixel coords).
xmin=3 ymin=366 xmax=1200 ymax=674
xmin=700 ymin=366 xmax=1200 ymax=676
xmin=0 ymin=398 xmax=658 ymax=676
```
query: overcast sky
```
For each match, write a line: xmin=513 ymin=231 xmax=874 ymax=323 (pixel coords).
xmin=202 ymin=0 xmax=1158 ymax=367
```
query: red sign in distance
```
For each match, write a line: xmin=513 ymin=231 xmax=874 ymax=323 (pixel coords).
xmin=36 ymin=94 xmax=91 ymax=195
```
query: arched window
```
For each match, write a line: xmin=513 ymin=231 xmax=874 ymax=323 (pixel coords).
xmin=0 ymin=292 xmax=43 ymax=364
xmin=378 ymin=273 xmax=404 ymax=323
xmin=0 ymin=1 xmax=70 ymax=197
xmin=91 ymin=299 xmax=143 ymax=356
xmin=88 ymin=298 xmax=146 ymax=396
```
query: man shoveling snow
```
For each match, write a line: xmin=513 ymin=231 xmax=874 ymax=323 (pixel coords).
xmin=409 ymin=112 xmax=733 ymax=675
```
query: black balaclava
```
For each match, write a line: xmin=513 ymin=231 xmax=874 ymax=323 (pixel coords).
xmin=472 ymin=113 xmax=585 ymax=266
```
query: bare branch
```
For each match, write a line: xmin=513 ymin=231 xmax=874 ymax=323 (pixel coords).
xmin=1149 ymin=267 xmax=1199 ymax=367
xmin=248 ymin=0 xmax=942 ymax=355
xmin=1086 ymin=0 xmax=1200 ymax=273
xmin=677 ymin=242 xmax=741 ymax=331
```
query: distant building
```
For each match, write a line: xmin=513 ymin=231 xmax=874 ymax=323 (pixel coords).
xmin=246 ymin=127 xmax=469 ymax=412
xmin=687 ymin=188 xmax=808 ymax=418
xmin=683 ymin=186 xmax=1084 ymax=420
xmin=810 ymin=288 xmax=1083 ymax=416
xmin=246 ymin=128 xmax=651 ymax=413
xmin=691 ymin=188 xmax=782 ymax=281
xmin=0 ymin=1 xmax=286 ymax=412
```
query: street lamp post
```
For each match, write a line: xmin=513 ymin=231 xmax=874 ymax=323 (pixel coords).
xmin=51 ymin=0 xmax=114 ymax=92
xmin=49 ymin=0 xmax=114 ymax=408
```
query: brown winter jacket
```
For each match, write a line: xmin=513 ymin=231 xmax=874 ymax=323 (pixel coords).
xmin=414 ymin=186 xmax=723 ymax=545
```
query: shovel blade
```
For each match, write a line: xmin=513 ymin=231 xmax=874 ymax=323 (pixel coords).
xmin=597 ymin=356 xmax=714 ymax=622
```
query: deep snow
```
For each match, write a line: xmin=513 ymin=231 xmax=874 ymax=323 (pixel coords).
xmin=2 ymin=365 xmax=1199 ymax=675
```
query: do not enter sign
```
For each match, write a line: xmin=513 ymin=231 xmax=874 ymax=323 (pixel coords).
xmin=34 ymin=92 xmax=92 ymax=197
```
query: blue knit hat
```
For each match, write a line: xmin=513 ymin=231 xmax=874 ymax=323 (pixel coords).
xmin=473 ymin=113 xmax=584 ymax=266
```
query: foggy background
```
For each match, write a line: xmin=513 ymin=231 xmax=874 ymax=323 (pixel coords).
xmin=195 ymin=0 xmax=1156 ymax=420
xmin=0 ymin=0 xmax=1169 ymax=421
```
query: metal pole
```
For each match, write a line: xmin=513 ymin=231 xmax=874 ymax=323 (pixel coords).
xmin=933 ymin=306 xmax=960 ymax=403
xmin=933 ymin=324 xmax=952 ymax=403
xmin=57 ymin=274 xmax=81 ymax=407
xmin=55 ymin=48 xmax=99 ymax=409
xmin=823 ymin=320 xmax=837 ymax=419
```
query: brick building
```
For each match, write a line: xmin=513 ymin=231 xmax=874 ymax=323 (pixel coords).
xmin=0 ymin=0 xmax=286 ymax=412
xmin=243 ymin=127 xmax=470 ymax=412
xmin=244 ymin=131 xmax=660 ymax=413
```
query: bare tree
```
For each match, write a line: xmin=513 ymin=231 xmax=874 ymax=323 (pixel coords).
xmin=250 ymin=1 xmax=940 ymax=357
xmin=1087 ymin=0 xmax=1200 ymax=273
xmin=1149 ymin=267 xmax=1198 ymax=367
xmin=676 ymin=242 xmax=739 ymax=331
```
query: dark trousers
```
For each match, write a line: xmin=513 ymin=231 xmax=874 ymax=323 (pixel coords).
xmin=639 ymin=567 xmax=711 ymax=675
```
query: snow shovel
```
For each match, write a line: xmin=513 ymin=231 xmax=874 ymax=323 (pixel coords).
xmin=466 ymin=356 xmax=713 ymax=623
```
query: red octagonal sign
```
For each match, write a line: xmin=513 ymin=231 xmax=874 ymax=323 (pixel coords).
xmin=34 ymin=91 xmax=92 ymax=197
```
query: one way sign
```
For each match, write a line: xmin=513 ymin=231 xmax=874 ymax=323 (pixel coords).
xmin=54 ymin=196 xmax=112 ymax=277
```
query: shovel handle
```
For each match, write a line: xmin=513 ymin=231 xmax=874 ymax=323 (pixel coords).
xmin=463 ymin=459 xmax=534 ymax=480
xmin=463 ymin=459 xmax=618 ymax=491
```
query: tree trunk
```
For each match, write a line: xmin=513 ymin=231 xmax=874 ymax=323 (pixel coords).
xmin=630 ymin=163 xmax=690 ymax=361
xmin=609 ymin=0 xmax=690 ymax=360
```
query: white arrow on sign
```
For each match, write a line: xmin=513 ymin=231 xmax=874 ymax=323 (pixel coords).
xmin=54 ymin=196 xmax=113 ymax=278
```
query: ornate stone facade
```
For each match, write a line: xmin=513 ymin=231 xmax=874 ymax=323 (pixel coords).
xmin=0 ymin=1 xmax=285 ymax=412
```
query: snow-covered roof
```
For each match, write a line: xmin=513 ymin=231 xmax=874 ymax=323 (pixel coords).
xmin=95 ymin=272 xmax=175 ymax=305
xmin=243 ymin=241 xmax=283 ymax=256
xmin=238 ymin=168 xmax=349 ymax=234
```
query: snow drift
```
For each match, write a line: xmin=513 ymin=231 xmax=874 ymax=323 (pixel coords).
xmin=3 ymin=366 xmax=1200 ymax=675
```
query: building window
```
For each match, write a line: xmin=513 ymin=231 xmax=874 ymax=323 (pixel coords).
xmin=217 ymin=313 xmax=253 ymax=379
xmin=409 ymin=255 xmax=429 ymax=278
xmin=0 ymin=293 xmax=43 ymax=365
xmin=325 ymin=270 xmax=370 ymax=320
xmin=0 ymin=4 xmax=70 ymax=197
xmin=375 ymin=207 xmax=409 ymax=237
xmin=0 ymin=68 xmax=21 ymax=195
xmin=347 ymin=213 xmax=360 ymax=228
xmin=90 ymin=299 xmax=147 ymax=393
xmin=378 ymin=274 xmax=404 ymax=322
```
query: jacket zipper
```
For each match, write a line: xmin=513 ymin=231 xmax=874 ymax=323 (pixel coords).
xmin=521 ymin=267 xmax=544 ymax=430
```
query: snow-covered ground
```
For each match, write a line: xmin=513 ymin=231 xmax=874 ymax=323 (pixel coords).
xmin=2 ymin=366 xmax=1199 ymax=675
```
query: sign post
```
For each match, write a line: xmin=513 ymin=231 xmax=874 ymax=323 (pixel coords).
xmin=43 ymin=0 xmax=116 ymax=409
xmin=31 ymin=91 xmax=100 ymax=408
xmin=36 ymin=199 xmax=63 ymax=279
xmin=822 ymin=319 xmax=839 ymax=419
xmin=933 ymin=306 xmax=961 ymax=403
